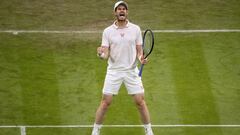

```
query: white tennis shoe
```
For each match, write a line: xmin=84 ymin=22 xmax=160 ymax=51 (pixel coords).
xmin=145 ymin=128 xmax=154 ymax=135
xmin=91 ymin=128 xmax=100 ymax=135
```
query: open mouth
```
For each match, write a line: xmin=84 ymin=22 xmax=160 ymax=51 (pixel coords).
xmin=119 ymin=13 xmax=125 ymax=16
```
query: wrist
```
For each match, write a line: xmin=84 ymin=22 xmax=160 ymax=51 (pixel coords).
xmin=138 ymin=55 xmax=142 ymax=61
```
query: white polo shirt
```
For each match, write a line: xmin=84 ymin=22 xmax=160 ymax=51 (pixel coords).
xmin=101 ymin=21 xmax=142 ymax=71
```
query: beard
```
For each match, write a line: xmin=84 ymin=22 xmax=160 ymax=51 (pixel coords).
xmin=116 ymin=14 xmax=127 ymax=21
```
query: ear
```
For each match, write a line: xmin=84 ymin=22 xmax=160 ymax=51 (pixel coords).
xmin=113 ymin=10 xmax=117 ymax=16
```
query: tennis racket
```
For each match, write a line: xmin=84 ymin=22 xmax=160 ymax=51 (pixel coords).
xmin=138 ymin=29 xmax=154 ymax=77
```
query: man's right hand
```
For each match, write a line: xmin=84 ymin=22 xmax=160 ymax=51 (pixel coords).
xmin=97 ymin=47 xmax=104 ymax=57
xmin=97 ymin=46 xmax=109 ymax=59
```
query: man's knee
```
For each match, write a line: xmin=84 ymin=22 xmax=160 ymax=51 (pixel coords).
xmin=100 ymin=96 xmax=112 ymax=110
xmin=135 ymin=97 xmax=146 ymax=109
xmin=101 ymin=100 xmax=111 ymax=109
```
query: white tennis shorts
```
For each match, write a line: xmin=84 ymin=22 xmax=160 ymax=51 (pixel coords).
xmin=102 ymin=69 xmax=144 ymax=95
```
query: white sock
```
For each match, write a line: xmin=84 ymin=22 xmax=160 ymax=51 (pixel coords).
xmin=144 ymin=123 xmax=152 ymax=129
xmin=93 ymin=123 xmax=102 ymax=129
xmin=91 ymin=123 xmax=102 ymax=135
xmin=144 ymin=123 xmax=154 ymax=133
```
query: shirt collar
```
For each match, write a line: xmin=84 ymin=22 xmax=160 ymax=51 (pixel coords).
xmin=113 ymin=20 xmax=130 ymax=29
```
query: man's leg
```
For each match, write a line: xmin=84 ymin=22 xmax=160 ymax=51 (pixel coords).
xmin=91 ymin=94 xmax=113 ymax=135
xmin=133 ymin=93 xmax=150 ymax=123
xmin=133 ymin=93 xmax=154 ymax=135
xmin=95 ymin=94 xmax=113 ymax=124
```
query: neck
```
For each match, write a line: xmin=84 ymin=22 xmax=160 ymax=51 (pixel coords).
xmin=116 ymin=20 xmax=127 ymax=28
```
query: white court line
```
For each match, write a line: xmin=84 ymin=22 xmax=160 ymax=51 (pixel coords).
xmin=20 ymin=126 xmax=26 ymax=135
xmin=1 ymin=125 xmax=240 ymax=128
xmin=1 ymin=125 xmax=239 ymax=135
xmin=0 ymin=30 xmax=102 ymax=34
xmin=152 ymin=29 xmax=240 ymax=33
xmin=0 ymin=29 xmax=240 ymax=34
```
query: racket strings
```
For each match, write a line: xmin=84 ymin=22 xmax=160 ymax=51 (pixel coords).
xmin=143 ymin=32 xmax=153 ymax=57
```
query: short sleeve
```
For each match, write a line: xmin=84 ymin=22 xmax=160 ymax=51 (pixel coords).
xmin=101 ymin=29 xmax=109 ymax=47
xmin=136 ymin=26 xmax=143 ymax=45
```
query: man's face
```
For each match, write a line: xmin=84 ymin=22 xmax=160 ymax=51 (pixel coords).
xmin=114 ymin=5 xmax=128 ymax=21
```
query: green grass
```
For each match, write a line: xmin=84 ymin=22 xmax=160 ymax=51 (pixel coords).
xmin=0 ymin=0 xmax=239 ymax=30
xmin=0 ymin=33 xmax=239 ymax=135
xmin=0 ymin=128 xmax=20 ymax=135
xmin=0 ymin=0 xmax=240 ymax=135
xmin=0 ymin=33 xmax=102 ymax=125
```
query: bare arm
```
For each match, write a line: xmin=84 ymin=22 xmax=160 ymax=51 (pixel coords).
xmin=97 ymin=46 xmax=109 ymax=60
xmin=136 ymin=45 xmax=148 ymax=64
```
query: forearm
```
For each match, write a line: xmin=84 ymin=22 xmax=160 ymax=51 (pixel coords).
xmin=136 ymin=45 xmax=148 ymax=64
xmin=136 ymin=45 xmax=143 ymax=61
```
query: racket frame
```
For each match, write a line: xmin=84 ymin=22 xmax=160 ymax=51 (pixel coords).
xmin=138 ymin=29 xmax=154 ymax=77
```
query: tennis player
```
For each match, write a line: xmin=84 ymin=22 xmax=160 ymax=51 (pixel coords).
xmin=91 ymin=1 xmax=154 ymax=135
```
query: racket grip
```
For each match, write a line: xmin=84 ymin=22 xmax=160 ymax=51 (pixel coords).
xmin=138 ymin=64 xmax=144 ymax=77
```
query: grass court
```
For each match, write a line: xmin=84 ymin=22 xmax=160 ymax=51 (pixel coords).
xmin=0 ymin=0 xmax=239 ymax=135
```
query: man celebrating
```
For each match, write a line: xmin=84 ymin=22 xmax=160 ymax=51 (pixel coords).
xmin=91 ymin=1 xmax=154 ymax=135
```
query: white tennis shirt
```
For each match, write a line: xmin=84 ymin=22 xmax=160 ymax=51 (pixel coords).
xmin=101 ymin=21 xmax=142 ymax=71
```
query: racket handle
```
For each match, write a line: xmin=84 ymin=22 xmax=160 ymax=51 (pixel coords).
xmin=138 ymin=64 xmax=144 ymax=77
